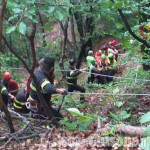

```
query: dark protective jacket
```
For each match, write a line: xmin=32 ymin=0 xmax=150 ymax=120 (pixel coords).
xmin=1 ymin=79 xmax=9 ymax=96
xmin=66 ymin=66 xmax=80 ymax=85
xmin=14 ymin=88 xmax=27 ymax=110
xmin=29 ymin=69 xmax=56 ymax=104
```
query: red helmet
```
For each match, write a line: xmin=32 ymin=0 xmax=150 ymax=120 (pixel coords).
xmin=3 ymin=72 xmax=11 ymax=81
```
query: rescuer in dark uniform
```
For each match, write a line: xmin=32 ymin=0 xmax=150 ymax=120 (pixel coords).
xmin=66 ymin=59 xmax=87 ymax=102
xmin=13 ymin=88 xmax=29 ymax=113
xmin=1 ymin=72 xmax=15 ymax=106
xmin=28 ymin=57 xmax=66 ymax=118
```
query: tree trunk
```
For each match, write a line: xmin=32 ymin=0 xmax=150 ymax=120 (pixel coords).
xmin=97 ymin=124 xmax=145 ymax=137
xmin=38 ymin=12 xmax=47 ymax=47
xmin=59 ymin=20 xmax=69 ymax=79
xmin=70 ymin=8 xmax=78 ymax=53
xmin=73 ymin=4 xmax=94 ymax=69
xmin=76 ymin=38 xmax=92 ymax=69
xmin=0 ymin=0 xmax=15 ymax=133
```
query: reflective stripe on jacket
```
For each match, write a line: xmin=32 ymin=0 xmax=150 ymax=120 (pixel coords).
xmin=0 ymin=79 xmax=9 ymax=95
xmin=14 ymin=88 xmax=26 ymax=110
xmin=107 ymin=59 xmax=117 ymax=70
xmin=29 ymin=69 xmax=56 ymax=102
xmin=66 ymin=66 xmax=80 ymax=85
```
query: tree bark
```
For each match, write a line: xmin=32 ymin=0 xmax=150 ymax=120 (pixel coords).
xmin=73 ymin=3 xmax=94 ymax=69
xmin=59 ymin=20 xmax=69 ymax=79
xmin=0 ymin=0 xmax=15 ymax=133
xmin=76 ymin=38 xmax=92 ymax=69
xmin=69 ymin=8 xmax=78 ymax=53
xmin=38 ymin=12 xmax=47 ymax=47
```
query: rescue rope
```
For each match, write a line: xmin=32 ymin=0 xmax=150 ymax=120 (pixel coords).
xmin=54 ymin=69 xmax=150 ymax=82
xmin=67 ymin=92 xmax=150 ymax=96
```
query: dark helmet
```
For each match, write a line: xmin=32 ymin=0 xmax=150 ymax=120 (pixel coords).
xmin=42 ymin=57 xmax=55 ymax=70
xmin=69 ymin=59 xmax=76 ymax=65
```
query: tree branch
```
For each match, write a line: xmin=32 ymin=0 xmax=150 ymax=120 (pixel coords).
xmin=28 ymin=23 xmax=37 ymax=71
xmin=2 ymin=35 xmax=31 ymax=73
xmin=118 ymin=9 xmax=150 ymax=48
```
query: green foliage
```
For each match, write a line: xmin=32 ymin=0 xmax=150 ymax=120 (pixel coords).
xmin=18 ymin=22 xmax=26 ymax=35
xmin=60 ymin=108 xmax=98 ymax=132
xmin=140 ymin=112 xmax=150 ymax=124
xmin=0 ymin=52 xmax=21 ymax=68
xmin=144 ymin=126 xmax=150 ymax=136
xmin=60 ymin=118 xmax=77 ymax=131
xmin=6 ymin=26 xmax=16 ymax=34
xmin=110 ymin=111 xmax=131 ymax=122
xmin=115 ymin=101 xmax=124 ymax=108
xmin=67 ymin=108 xmax=98 ymax=123
xmin=101 ymin=126 xmax=116 ymax=136
xmin=139 ymin=137 xmax=150 ymax=150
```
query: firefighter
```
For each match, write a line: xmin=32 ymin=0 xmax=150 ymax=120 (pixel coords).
xmin=99 ymin=54 xmax=108 ymax=84
xmin=9 ymin=79 xmax=19 ymax=96
xmin=95 ymin=50 xmax=102 ymax=67
xmin=100 ymin=54 xmax=108 ymax=69
xmin=89 ymin=61 xmax=101 ymax=84
xmin=108 ymin=40 xmax=118 ymax=61
xmin=28 ymin=57 xmax=66 ymax=118
xmin=13 ymin=88 xmax=29 ymax=113
xmin=26 ymin=58 xmax=44 ymax=99
xmin=86 ymin=50 xmax=96 ymax=70
xmin=101 ymin=46 xmax=108 ymax=56
xmin=66 ymin=59 xmax=87 ymax=102
xmin=1 ymin=72 xmax=15 ymax=106
xmin=87 ymin=58 xmax=96 ymax=84
xmin=106 ymin=53 xmax=117 ymax=82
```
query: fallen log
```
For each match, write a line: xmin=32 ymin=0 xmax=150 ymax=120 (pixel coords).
xmin=97 ymin=124 xmax=145 ymax=136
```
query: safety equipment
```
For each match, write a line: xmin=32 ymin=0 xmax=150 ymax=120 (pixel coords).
xmin=98 ymin=50 xmax=102 ymax=53
xmin=26 ymin=98 xmax=39 ymax=113
xmin=88 ymin=50 xmax=93 ymax=55
xmin=90 ymin=58 xmax=96 ymax=63
xmin=69 ymin=59 xmax=76 ymax=65
xmin=146 ymin=24 xmax=150 ymax=31
xmin=108 ymin=53 xmax=113 ymax=58
xmin=3 ymin=72 xmax=11 ymax=81
xmin=101 ymin=54 xmax=106 ymax=60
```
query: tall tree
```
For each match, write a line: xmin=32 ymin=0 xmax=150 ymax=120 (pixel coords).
xmin=0 ymin=0 xmax=14 ymax=133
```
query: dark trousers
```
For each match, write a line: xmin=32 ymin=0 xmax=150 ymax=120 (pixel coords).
xmin=67 ymin=84 xmax=85 ymax=100
xmin=89 ymin=70 xmax=103 ymax=84
xmin=2 ymin=94 xmax=9 ymax=106
xmin=106 ymin=71 xmax=114 ymax=82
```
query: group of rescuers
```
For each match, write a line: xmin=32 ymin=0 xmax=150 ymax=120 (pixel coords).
xmin=0 ymin=40 xmax=118 ymax=119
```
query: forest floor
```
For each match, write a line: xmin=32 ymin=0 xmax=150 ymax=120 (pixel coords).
xmin=0 ymin=36 xmax=149 ymax=150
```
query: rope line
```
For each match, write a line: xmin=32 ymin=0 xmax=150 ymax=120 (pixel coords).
xmin=2 ymin=67 xmax=150 ymax=82
xmin=54 ymin=69 xmax=150 ymax=82
xmin=67 ymin=92 xmax=150 ymax=96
